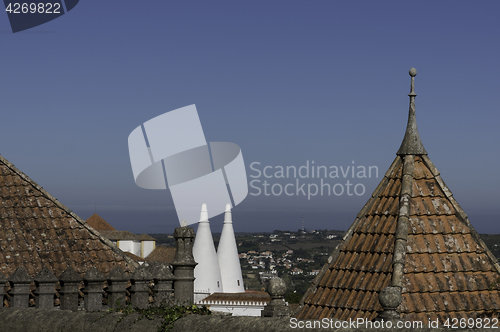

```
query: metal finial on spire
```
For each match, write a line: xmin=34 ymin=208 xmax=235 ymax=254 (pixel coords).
xmin=397 ymin=68 xmax=427 ymax=156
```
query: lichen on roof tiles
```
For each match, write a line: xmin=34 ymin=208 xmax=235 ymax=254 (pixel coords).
xmin=0 ymin=154 xmax=138 ymax=277
xmin=146 ymin=246 xmax=177 ymax=265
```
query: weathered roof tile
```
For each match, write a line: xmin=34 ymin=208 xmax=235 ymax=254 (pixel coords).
xmin=0 ymin=155 xmax=138 ymax=278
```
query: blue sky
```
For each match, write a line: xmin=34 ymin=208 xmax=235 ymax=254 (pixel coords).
xmin=1 ymin=1 xmax=499 ymax=234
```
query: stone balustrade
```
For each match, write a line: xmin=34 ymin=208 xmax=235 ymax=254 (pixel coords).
xmin=0 ymin=262 xmax=176 ymax=311
xmin=0 ymin=226 xmax=195 ymax=312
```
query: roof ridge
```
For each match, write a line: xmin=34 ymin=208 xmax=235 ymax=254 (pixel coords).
xmin=0 ymin=154 xmax=139 ymax=269
xmin=390 ymin=155 xmax=414 ymax=290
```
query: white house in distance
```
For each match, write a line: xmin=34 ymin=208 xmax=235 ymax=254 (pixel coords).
xmin=86 ymin=213 xmax=156 ymax=259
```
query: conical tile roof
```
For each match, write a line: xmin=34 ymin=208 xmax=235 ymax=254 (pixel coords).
xmin=0 ymin=154 xmax=138 ymax=277
xmin=295 ymin=69 xmax=500 ymax=322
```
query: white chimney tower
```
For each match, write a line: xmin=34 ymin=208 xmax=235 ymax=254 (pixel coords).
xmin=193 ymin=203 xmax=223 ymax=301
xmin=217 ymin=203 xmax=245 ymax=293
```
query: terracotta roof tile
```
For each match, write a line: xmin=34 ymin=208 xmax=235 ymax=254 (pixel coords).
xmin=412 ymin=178 xmax=444 ymax=197
xmin=310 ymin=286 xmax=325 ymax=305
xmin=387 ymin=161 xmax=402 ymax=179
xmin=346 ymin=271 xmax=364 ymax=290
xmin=317 ymin=306 xmax=331 ymax=319
xmin=338 ymin=289 xmax=352 ymax=308
xmin=332 ymin=270 xmax=346 ymax=288
xmin=365 ymin=291 xmax=379 ymax=311
xmin=319 ymin=268 xmax=331 ymax=285
xmin=343 ymin=289 xmax=357 ymax=309
xmin=336 ymin=308 xmax=349 ymax=321
xmin=297 ymin=304 xmax=312 ymax=319
xmin=317 ymin=287 xmax=332 ymax=306
xmin=309 ymin=305 xmax=322 ymax=319
xmin=413 ymin=159 xmax=434 ymax=180
xmin=349 ymin=290 xmax=364 ymax=310
xmin=327 ymin=288 xmax=341 ymax=308
xmin=345 ymin=270 xmax=364 ymax=290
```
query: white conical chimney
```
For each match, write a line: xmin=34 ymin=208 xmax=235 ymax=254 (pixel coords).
xmin=193 ymin=203 xmax=223 ymax=301
xmin=217 ymin=203 xmax=245 ymax=293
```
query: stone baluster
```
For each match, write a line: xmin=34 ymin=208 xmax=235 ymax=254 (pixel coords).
xmin=83 ymin=267 xmax=105 ymax=312
xmin=8 ymin=267 xmax=33 ymax=308
xmin=129 ymin=265 xmax=152 ymax=309
xmin=172 ymin=226 xmax=196 ymax=305
xmin=106 ymin=266 xmax=129 ymax=309
xmin=34 ymin=266 xmax=58 ymax=310
xmin=261 ymin=277 xmax=290 ymax=317
xmin=150 ymin=263 xmax=174 ymax=307
xmin=59 ymin=267 xmax=81 ymax=311
xmin=0 ymin=271 xmax=7 ymax=308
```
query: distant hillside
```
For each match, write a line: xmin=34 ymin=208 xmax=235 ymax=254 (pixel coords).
xmin=149 ymin=231 xmax=500 ymax=260
xmin=480 ymin=234 xmax=500 ymax=259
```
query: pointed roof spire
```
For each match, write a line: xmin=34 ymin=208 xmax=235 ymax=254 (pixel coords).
xmin=217 ymin=204 xmax=245 ymax=293
xmin=397 ymin=68 xmax=427 ymax=155
xmin=193 ymin=203 xmax=223 ymax=301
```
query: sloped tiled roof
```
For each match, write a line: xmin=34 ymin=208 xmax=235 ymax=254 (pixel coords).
xmin=146 ymin=246 xmax=176 ymax=265
xmin=138 ymin=233 xmax=156 ymax=241
xmin=295 ymin=69 xmax=500 ymax=322
xmin=85 ymin=213 xmax=116 ymax=231
xmin=0 ymin=154 xmax=139 ymax=277
xmin=99 ymin=230 xmax=140 ymax=241
xmin=125 ymin=251 xmax=146 ymax=262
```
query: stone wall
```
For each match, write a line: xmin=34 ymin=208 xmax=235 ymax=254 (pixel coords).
xmin=0 ymin=308 xmax=477 ymax=332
